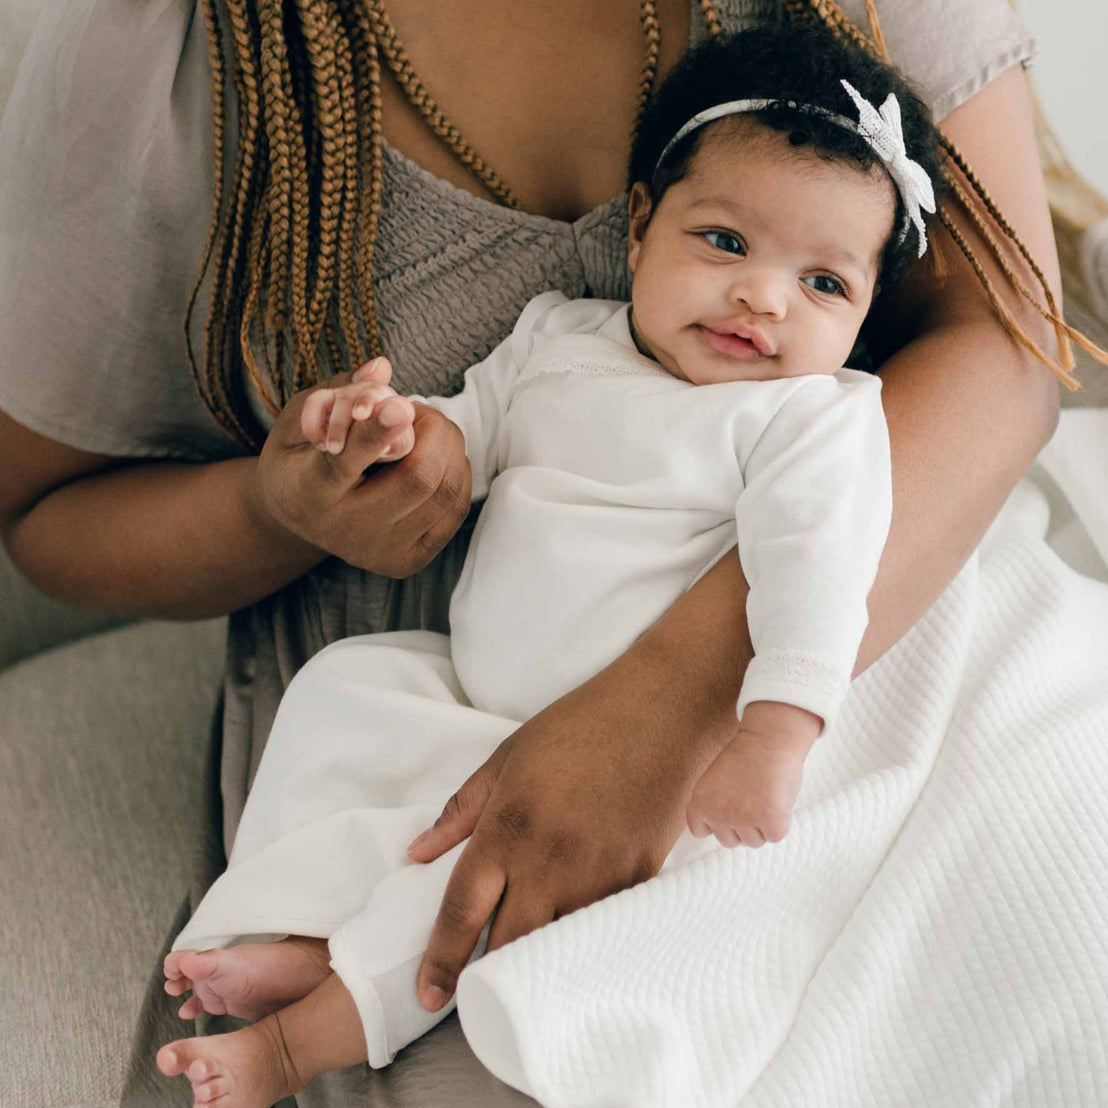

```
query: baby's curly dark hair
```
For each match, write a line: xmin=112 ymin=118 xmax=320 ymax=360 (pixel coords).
xmin=629 ymin=20 xmax=944 ymax=300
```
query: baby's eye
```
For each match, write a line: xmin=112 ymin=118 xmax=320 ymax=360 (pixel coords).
xmin=802 ymin=274 xmax=846 ymax=297
xmin=703 ymin=231 xmax=745 ymax=255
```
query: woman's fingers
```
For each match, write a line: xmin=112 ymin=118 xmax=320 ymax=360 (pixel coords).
xmin=486 ymin=888 xmax=553 ymax=954
xmin=416 ymin=850 xmax=506 ymax=1010
xmin=408 ymin=740 xmax=514 ymax=862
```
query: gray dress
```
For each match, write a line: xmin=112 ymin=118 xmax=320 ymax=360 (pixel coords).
xmin=0 ymin=1 xmax=1035 ymax=1104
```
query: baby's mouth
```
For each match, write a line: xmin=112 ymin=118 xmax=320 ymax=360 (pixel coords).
xmin=695 ymin=324 xmax=772 ymax=361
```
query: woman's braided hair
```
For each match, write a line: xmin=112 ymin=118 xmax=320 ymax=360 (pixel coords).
xmin=190 ymin=0 xmax=1106 ymax=450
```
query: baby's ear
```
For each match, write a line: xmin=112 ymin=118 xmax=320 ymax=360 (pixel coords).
xmin=627 ymin=182 xmax=653 ymax=273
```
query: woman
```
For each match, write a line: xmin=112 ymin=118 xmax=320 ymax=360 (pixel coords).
xmin=0 ymin=0 xmax=1082 ymax=1104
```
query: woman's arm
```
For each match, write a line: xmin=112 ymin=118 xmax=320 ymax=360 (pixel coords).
xmin=409 ymin=62 xmax=1062 ymax=1010
xmin=0 ymin=364 xmax=471 ymax=619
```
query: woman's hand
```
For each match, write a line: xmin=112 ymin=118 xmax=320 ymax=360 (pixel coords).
xmin=406 ymin=556 xmax=753 ymax=1010
xmin=254 ymin=359 xmax=472 ymax=578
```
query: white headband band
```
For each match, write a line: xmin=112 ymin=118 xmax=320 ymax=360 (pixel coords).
xmin=653 ymin=80 xmax=937 ymax=258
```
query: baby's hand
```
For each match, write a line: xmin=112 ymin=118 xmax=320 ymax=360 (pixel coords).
xmin=301 ymin=357 xmax=416 ymax=460
xmin=686 ymin=702 xmax=821 ymax=848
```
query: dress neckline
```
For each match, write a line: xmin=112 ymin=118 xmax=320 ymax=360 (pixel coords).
xmin=380 ymin=138 xmax=627 ymax=234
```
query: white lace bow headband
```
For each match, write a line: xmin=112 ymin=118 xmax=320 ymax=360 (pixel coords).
xmin=654 ymin=79 xmax=937 ymax=257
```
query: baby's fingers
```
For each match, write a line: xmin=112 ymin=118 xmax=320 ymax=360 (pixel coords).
xmin=323 ymin=385 xmax=398 ymax=454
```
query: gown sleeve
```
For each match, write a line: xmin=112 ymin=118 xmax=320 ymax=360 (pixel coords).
xmin=733 ymin=374 xmax=892 ymax=735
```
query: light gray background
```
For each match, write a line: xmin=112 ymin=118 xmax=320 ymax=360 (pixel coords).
xmin=1021 ymin=0 xmax=1108 ymax=194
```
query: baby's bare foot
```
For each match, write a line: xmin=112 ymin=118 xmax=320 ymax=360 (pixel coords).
xmin=156 ymin=1015 xmax=301 ymax=1108
xmin=164 ymin=937 xmax=331 ymax=1021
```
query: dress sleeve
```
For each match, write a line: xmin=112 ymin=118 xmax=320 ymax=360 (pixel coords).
xmin=0 ymin=0 xmax=241 ymax=461
xmin=833 ymin=0 xmax=1036 ymax=122
xmin=714 ymin=0 xmax=1035 ymax=123
xmin=733 ymin=374 xmax=892 ymax=735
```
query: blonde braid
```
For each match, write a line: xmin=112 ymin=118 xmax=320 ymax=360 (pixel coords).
xmin=332 ymin=7 xmax=368 ymax=368
xmin=221 ymin=4 xmax=291 ymax=417
xmin=365 ymin=0 xmax=519 ymax=208
xmin=636 ymin=2 xmax=662 ymax=148
xmin=698 ymin=0 xmax=723 ymax=38
xmin=256 ymin=0 xmax=295 ymax=387
xmin=293 ymin=1 xmax=346 ymax=365
xmin=184 ymin=0 xmax=236 ymax=438
xmin=344 ymin=0 xmax=385 ymax=359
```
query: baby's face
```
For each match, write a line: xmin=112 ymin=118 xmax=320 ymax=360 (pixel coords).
xmin=627 ymin=120 xmax=897 ymax=384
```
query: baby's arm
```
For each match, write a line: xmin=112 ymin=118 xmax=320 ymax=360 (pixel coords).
xmin=686 ymin=375 xmax=892 ymax=848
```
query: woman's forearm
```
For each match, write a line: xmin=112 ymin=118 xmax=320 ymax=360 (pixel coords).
xmin=855 ymin=317 xmax=1057 ymax=672
xmin=3 ymin=453 xmax=324 ymax=620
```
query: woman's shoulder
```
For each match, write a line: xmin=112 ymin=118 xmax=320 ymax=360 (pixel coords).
xmin=0 ymin=0 xmax=238 ymax=460
xmin=717 ymin=0 xmax=1035 ymax=122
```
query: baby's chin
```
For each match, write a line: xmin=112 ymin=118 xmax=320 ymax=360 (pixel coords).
xmin=677 ymin=353 xmax=846 ymax=385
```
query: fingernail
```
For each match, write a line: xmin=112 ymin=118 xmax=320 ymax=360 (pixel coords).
xmin=353 ymin=404 xmax=370 ymax=418
xmin=406 ymin=829 xmax=430 ymax=856
xmin=422 ymin=985 xmax=449 ymax=1011
xmin=327 ymin=441 xmax=343 ymax=454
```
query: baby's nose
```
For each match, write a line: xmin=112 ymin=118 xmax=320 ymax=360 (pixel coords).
xmin=730 ymin=270 xmax=788 ymax=319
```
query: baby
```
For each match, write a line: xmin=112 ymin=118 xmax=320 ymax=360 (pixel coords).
xmin=158 ymin=23 xmax=941 ymax=1107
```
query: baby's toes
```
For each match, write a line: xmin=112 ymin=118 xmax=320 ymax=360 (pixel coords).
xmin=177 ymin=949 xmax=222 ymax=985
xmin=165 ymin=977 xmax=191 ymax=998
xmin=156 ymin=1040 xmax=194 ymax=1077
xmin=164 ymin=950 xmax=190 ymax=981
xmin=192 ymin=1075 xmax=229 ymax=1105
xmin=187 ymin=1061 xmax=228 ymax=1103
xmin=178 ymin=995 xmax=205 ymax=1021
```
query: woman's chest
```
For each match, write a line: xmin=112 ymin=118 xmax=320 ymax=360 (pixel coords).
xmin=375 ymin=0 xmax=693 ymax=220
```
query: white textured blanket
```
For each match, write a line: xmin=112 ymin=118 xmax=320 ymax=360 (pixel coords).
xmin=455 ymin=409 xmax=1108 ymax=1106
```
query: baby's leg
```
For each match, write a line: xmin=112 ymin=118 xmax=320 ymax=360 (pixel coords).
xmin=164 ymin=935 xmax=332 ymax=1021
xmin=157 ymin=972 xmax=364 ymax=1108
xmin=327 ymin=840 xmax=485 ymax=1068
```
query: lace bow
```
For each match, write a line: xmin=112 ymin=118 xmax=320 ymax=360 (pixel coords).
xmin=840 ymin=80 xmax=936 ymax=258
